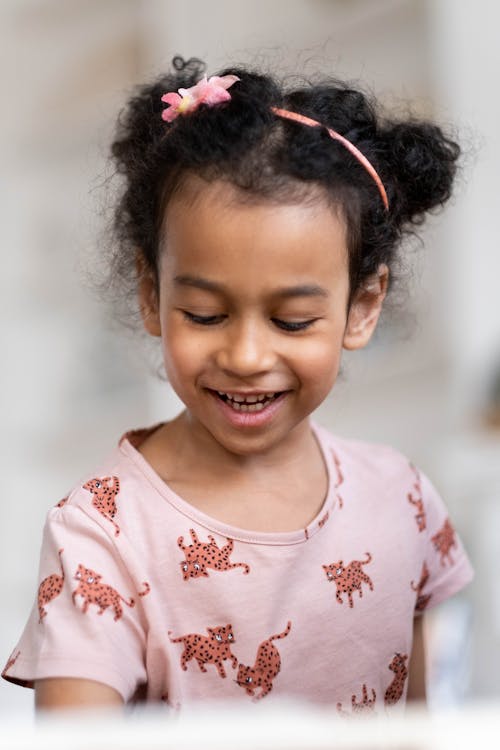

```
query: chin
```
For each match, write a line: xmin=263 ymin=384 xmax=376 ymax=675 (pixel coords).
xmin=210 ymin=418 xmax=310 ymax=458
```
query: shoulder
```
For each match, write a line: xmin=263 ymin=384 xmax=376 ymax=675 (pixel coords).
xmin=314 ymin=421 xmax=413 ymax=484
xmin=314 ymin=421 xmax=452 ymax=520
xmin=49 ymin=425 xmax=162 ymax=537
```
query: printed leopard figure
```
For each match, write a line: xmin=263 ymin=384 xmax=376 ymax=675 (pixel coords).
xmin=236 ymin=621 xmax=292 ymax=700
xmin=336 ymin=683 xmax=377 ymax=717
xmin=318 ymin=510 xmax=330 ymax=529
xmin=407 ymin=463 xmax=426 ymax=532
xmin=384 ymin=653 xmax=408 ymax=706
xmin=38 ymin=548 xmax=65 ymax=622
xmin=83 ymin=476 xmax=121 ymax=536
xmin=431 ymin=518 xmax=457 ymax=566
xmin=72 ymin=563 xmax=150 ymax=621
xmin=411 ymin=561 xmax=432 ymax=612
xmin=332 ymin=449 xmax=344 ymax=509
xmin=55 ymin=496 xmax=68 ymax=508
xmin=168 ymin=624 xmax=238 ymax=678
xmin=177 ymin=529 xmax=250 ymax=580
xmin=2 ymin=649 xmax=21 ymax=677
xmin=323 ymin=552 xmax=374 ymax=608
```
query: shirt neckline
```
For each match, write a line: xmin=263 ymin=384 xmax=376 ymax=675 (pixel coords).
xmin=118 ymin=420 xmax=339 ymax=546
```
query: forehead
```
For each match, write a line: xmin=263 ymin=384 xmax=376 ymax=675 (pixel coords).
xmin=160 ymin=177 xmax=349 ymax=286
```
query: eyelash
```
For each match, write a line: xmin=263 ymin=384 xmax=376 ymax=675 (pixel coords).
xmin=183 ymin=312 xmax=224 ymax=326
xmin=272 ymin=319 xmax=315 ymax=332
xmin=182 ymin=312 xmax=317 ymax=332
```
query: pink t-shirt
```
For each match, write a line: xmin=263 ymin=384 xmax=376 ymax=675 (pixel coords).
xmin=2 ymin=422 xmax=473 ymax=714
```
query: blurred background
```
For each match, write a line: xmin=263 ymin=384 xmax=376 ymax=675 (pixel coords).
xmin=1 ymin=0 xmax=499 ymax=716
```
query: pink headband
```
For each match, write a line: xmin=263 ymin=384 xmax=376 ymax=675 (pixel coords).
xmin=160 ymin=78 xmax=389 ymax=210
xmin=271 ymin=107 xmax=389 ymax=210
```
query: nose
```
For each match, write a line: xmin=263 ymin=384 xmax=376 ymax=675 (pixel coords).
xmin=215 ymin=317 xmax=276 ymax=377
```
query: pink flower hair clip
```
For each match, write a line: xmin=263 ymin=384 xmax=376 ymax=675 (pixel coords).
xmin=161 ymin=74 xmax=240 ymax=122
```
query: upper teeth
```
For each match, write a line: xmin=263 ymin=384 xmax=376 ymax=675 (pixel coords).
xmin=217 ymin=392 xmax=276 ymax=404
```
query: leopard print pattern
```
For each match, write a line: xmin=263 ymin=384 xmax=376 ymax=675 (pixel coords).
xmin=168 ymin=624 xmax=238 ymax=678
xmin=38 ymin=548 xmax=65 ymax=622
xmin=177 ymin=529 xmax=250 ymax=580
xmin=336 ymin=683 xmax=377 ymax=717
xmin=318 ymin=510 xmax=330 ymax=528
xmin=72 ymin=563 xmax=150 ymax=621
xmin=431 ymin=518 xmax=457 ymax=566
xmin=332 ymin=449 xmax=344 ymax=509
xmin=2 ymin=649 xmax=20 ymax=677
xmin=384 ymin=653 xmax=408 ymax=706
xmin=411 ymin=561 xmax=432 ymax=612
xmin=83 ymin=476 xmax=121 ymax=536
xmin=55 ymin=496 xmax=68 ymax=508
xmin=407 ymin=464 xmax=426 ymax=532
xmin=323 ymin=552 xmax=374 ymax=608
xmin=306 ymin=450 xmax=343 ymax=539
xmin=236 ymin=621 xmax=291 ymax=700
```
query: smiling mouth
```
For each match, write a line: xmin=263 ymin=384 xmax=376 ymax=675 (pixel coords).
xmin=212 ymin=390 xmax=285 ymax=412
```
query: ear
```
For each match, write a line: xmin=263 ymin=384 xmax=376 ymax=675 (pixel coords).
xmin=137 ymin=253 xmax=161 ymax=337
xmin=343 ymin=264 xmax=389 ymax=351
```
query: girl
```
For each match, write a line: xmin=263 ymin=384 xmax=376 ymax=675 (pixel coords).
xmin=3 ymin=57 xmax=473 ymax=714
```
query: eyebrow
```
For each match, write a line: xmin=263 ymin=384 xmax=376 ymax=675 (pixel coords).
xmin=173 ymin=275 xmax=329 ymax=298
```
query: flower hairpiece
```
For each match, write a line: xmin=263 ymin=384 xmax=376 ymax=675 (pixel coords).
xmin=161 ymin=74 xmax=240 ymax=122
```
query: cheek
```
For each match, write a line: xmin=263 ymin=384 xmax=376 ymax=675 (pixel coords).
xmin=161 ymin=323 xmax=210 ymax=383
xmin=163 ymin=319 xmax=218 ymax=392
xmin=293 ymin=336 xmax=343 ymax=389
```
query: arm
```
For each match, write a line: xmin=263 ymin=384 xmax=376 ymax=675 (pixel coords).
xmin=35 ymin=678 xmax=123 ymax=711
xmin=23 ymin=508 xmax=147 ymax=711
xmin=406 ymin=615 xmax=427 ymax=704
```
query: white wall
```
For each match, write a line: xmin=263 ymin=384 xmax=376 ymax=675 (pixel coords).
xmin=425 ymin=0 xmax=500 ymax=699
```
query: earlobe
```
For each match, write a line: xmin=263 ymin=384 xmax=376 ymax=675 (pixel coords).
xmin=343 ymin=264 xmax=389 ymax=351
xmin=137 ymin=255 xmax=162 ymax=337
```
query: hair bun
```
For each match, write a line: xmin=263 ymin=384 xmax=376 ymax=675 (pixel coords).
xmin=382 ymin=121 xmax=460 ymax=225
xmin=171 ymin=55 xmax=206 ymax=78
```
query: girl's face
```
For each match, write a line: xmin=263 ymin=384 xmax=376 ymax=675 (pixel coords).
xmin=140 ymin=178 xmax=387 ymax=457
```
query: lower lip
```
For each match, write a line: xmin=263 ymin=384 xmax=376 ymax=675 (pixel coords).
xmin=208 ymin=391 xmax=288 ymax=428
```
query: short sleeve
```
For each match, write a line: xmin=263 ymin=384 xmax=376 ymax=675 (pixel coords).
xmin=2 ymin=504 xmax=148 ymax=702
xmin=412 ymin=470 xmax=474 ymax=616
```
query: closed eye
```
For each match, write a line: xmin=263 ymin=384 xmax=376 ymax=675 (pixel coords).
xmin=182 ymin=311 xmax=318 ymax=331
xmin=182 ymin=311 xmax=226 ymax=325
xmin=271 ymin=318 xmax=318 ymax=332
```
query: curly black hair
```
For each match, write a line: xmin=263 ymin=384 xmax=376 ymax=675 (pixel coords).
xmin=109 ymin=56 xmax=460 ymax=311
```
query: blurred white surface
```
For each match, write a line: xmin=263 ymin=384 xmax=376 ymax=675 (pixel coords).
xmin=1 ymin=701 xmax=500 ymax=750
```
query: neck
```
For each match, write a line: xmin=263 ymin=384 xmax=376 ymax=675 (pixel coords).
xmin=165 ymin=409 xmax=317 ymax=479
